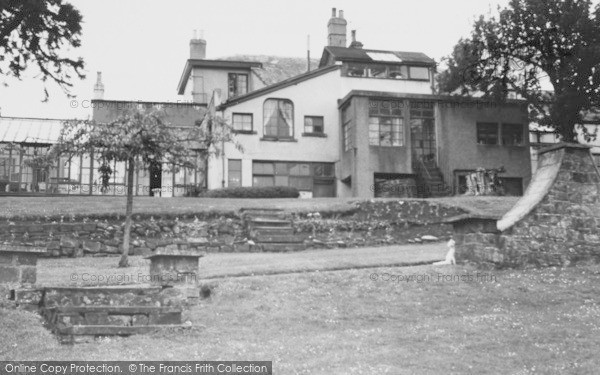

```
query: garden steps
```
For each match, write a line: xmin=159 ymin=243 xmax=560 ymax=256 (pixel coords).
xmin=241 ymin=208 xmax=305 ymax=252
xmin=36 ymin=286 xmax=185 ymax=343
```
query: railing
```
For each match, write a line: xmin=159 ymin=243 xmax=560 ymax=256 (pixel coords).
xmin=418 ymin=158 xmax=432 ymax=179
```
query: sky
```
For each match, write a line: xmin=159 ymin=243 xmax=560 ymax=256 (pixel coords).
xmin=0 ymin=0 xmax=513 ymax=119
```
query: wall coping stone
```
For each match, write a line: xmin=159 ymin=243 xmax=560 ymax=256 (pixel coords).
xmin=0 ymin=244 xmax=47 ymax=254
xmin=537 ymin=142 xmax=591 ymax=155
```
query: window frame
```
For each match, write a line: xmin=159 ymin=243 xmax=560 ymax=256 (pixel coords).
xmin=227 ymin=159 xmax=242 ymax=187
xmin=262 ymin=98 xmax=295 ymax=140
xmin=228 ymin=73 xmax=248 ymax=99
xmin=368 ymin=116 xmax=404 ymax=147
xmin=501 ymin=123 xmax=525 ymax=146
xmin=303 ymin=115 xmax=325 ymax=137
xmin=476 ymin=122 xmax=499 ymax=145
xmin=232 ymin=113 xmax=254 ymax=133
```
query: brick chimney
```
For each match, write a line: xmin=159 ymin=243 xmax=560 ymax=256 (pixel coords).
xmin=93 ymin=71 xmax=104 ymax=100
xmin=349 ymin=30 xmax=363 ymax=49
xmin=190 ymin=29 xmax=206 ymax=59
xmin=327 ymin=8 xmax=347 ymax=47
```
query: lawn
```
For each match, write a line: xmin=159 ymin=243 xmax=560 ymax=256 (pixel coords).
xmin=36 ymin=243 xmax=447 ymax=286
xmin=0 ymin=196 xmax=519 ymax=220
xmin=2 ymin=261 xmax=600 ymax=374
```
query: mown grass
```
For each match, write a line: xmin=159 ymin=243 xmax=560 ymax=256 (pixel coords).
xmin=36 ymin=244 xmax=447 ymax=286
xmin=2 ymin=262 xmax=600 ymax=374
xmin=0 ymin=196 xmax=518 ymax=220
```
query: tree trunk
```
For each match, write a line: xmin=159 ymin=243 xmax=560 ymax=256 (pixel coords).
xmin=118 ymin=157 xmax=135 ymax=268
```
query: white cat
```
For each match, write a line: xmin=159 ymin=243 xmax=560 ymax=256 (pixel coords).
xmin=434 ymin=239 xmax=456 ymax=265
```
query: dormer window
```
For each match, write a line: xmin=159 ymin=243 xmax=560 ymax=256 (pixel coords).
xmin=228 ymin=73 xmax=248 ymax=98
xmin=344 ymin=63 xmax=429 ymax=80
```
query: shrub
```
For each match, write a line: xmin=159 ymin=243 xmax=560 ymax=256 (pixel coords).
xmin=0 ymin=181 xmax=19 ymax=192
xmin=199 ymin=186 xmax=300 ymax=198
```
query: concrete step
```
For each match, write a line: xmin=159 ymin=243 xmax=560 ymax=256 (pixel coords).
xmin=253 ymin=234 xmax=306 ymax=243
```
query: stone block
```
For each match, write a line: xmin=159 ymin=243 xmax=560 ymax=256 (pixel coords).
xmin=132 ymin=314 xmax=149 ymax=326
xmin=15 ymin=253 xmax=38 ymax=266
xmin=60 ymin=236 xmax=79 ymax=248
xmin=13 ymin=289 xmax=43 ymax=305
xmin=0 ymin=266 xmax=19 ymax=283
xmin=82 ymin=240 xmax=102 ymax=253
xmin=20 ymin=266 xmax=37 ymax=284
xmin=0 ymin=253 xmax=13 ymax=264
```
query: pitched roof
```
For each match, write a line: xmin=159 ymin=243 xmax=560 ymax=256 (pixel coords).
xmin=0 ymin=117 xmax=70 ymax=144
xmin=221 ymin=55 xmax=319 ymax=86
xmin=319 ymin=46 xmax=436 ymax=67
xmin=177 ymin=59 xmax=263 ymax=95
xmin=218 ymin=65 xmax=341 ymax=109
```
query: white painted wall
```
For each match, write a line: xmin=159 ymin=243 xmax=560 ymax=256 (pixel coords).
xmin=206 ymin=68 xmax=434 ymax=193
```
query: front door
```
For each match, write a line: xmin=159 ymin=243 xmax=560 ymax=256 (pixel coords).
xmin=149 ymin=162 xmax=161 ymax=196
xmin=410 ymin=103 xmax=436 ymax=165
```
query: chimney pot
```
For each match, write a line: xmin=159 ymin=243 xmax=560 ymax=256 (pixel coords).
xmin=351 ymin=30 xmax=356 ymax=42
xmin=327 ymin=7 xmax=347 ymax=47
xmin=93 ymin=71 xmax=105 ymax=100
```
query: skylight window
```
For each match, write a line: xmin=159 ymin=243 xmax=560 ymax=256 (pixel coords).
xmin=366 ymin=52 xmax=403 ymax=62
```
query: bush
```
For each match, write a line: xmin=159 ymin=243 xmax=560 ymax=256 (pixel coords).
xmin=0 ymin=181 xmax=19 ymax=192
xmin=199 ymin=186 xmax=300 ymax=198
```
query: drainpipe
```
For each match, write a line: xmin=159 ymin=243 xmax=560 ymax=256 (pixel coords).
xmin=221 ymin=136 xmax=225 ymax=188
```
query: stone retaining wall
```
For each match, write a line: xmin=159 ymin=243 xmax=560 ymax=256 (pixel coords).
xmin=0 ymin=200 xmax=466 ymax=257
xmin=452 ymin=144 xmax=600 ymax=268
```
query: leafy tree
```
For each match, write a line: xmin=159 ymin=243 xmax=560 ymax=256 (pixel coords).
xmin=0 ymin=0 xmax=85 ymax=98
xmin=53 ymin=108 xmax=239 ymax=267
xmin=437 ymin=0 xmax=600 ymax=142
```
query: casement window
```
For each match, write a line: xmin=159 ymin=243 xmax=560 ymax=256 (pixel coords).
xmin=252 ymin=161 xmax=335 ymax=194
xmin=368 ymin=118 xmax=404 ymax=146
xmin=477 ymin=122 xmax=499 ymax=145
xmin=501 ymin=123 xmax=524 ymax=145
xmin=342 ymin=105 xmax=353 ymax=151
xmin=263 ymin=99 xmax=294 ymax=139
xmin=408 ymin=66 xmax=430 ymax=80
xmin=344 ymin=63 xmax=429 ymax=80
xmin=368 ymin=99 xmax=404 ymax=147
xmin=228 ymin=73 xmax=248 ymax=98
xmin=304 ymin=116 xmax=324 ymax=134
xmin=232 ymin=113 xmax=253 ymax=132
xmin=228 ymin=159 xmax=242 ymax=187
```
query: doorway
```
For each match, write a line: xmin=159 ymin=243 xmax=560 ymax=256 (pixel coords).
xmin=149 ymin=162 xmax=161 ymax=196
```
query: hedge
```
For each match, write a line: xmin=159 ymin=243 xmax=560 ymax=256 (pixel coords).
xmin=198 ymin=186 xmax=300 ymax=198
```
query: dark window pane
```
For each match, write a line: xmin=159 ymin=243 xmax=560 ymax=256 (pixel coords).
xmin=502 ymin=123 xmax=523 ymax=145
xmin=253 ymin=176 xmax=274 ymax=187
xmin=477 ymin=123 xmax=499 ymax=145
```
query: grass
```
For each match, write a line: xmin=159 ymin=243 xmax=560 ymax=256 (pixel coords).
xmin=0 ymin=196 xmax=519 ymax=220
xmin=2 ymin=261 xmax=600 ymax=374
xmin=36 ymin=243 xmax=447 ymax=286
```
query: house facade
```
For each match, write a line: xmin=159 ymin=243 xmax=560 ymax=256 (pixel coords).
xmin=176 ymin=8 xmax=531 ymax=198
xmin=1 ymin=8 xmax=533 ymax=198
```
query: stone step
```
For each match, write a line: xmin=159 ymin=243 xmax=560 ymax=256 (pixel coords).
xmin=248 ymin=218 xmax=293 ymax=227
xmin=258 ymin=243 xmax=307 ymax=252
xmin=249 ymin=227 xmax=295 ymax=237
xmin=44 ymin=306 xmax=182 ymax=327
xmin=253 ymin=234 xmax=306 ymax=243
xmin=42 ymin=286 xmax=168 ymax=308
xmin=56 ymin=324 xmax=188 ymax=336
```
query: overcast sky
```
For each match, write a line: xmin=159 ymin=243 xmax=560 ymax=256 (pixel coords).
xmin=1 ymin=0 xmax=514 ymax=119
